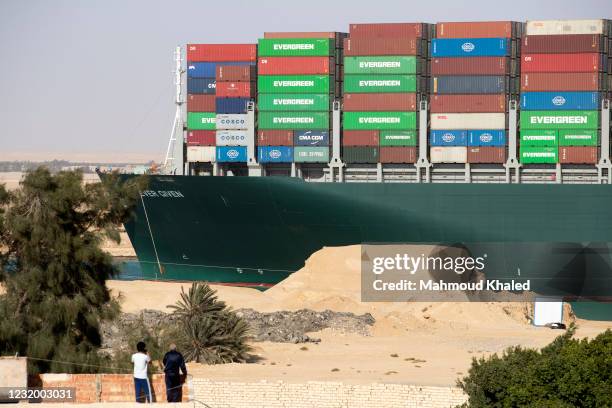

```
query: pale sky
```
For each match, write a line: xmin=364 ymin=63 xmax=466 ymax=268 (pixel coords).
xmin=0 ymin=0 xmax=609 ymax=162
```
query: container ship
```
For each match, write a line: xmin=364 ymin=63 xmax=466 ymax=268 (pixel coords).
xmin=121 ymin=19 xmax=612 ymax=292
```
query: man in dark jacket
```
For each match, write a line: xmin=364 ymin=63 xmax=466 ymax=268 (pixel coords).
xmin=162 ymin=344 xmax=187 ymax=402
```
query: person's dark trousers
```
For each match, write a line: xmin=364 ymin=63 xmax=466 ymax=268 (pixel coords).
xmin=165 ymin=373 xmax=182 ymax=402
xmin=134 ymin=377 xmax=152 ymax=403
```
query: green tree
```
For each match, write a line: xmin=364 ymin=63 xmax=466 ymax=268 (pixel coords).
xmin=0 ymin=168 xmax=145 ymax=373
xmin=169 ymin=282 xmax=252 ymax=364
xmin=457 ymin=325 xmax=612 ymax=407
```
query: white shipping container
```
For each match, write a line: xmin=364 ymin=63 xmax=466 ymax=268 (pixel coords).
xmin=526 ymin=19 xmax=605 ymax=35
xmin=187 ymin=146 xmax=216 ymax=163
xmin=216 ymin=130 xmax=248 ymax=146
xmin=430 ymin=146 xmax=467 ymax=163
xmin=430 ymin=113 xmax=505 ymax=130
xmin=215 ymin=114 xmax=248 ymax=130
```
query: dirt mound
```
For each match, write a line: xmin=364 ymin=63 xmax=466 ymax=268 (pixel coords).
xmin=265 ymin=245 xmax=542 ymax=332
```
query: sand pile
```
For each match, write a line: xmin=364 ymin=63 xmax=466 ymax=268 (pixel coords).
xmin=264 ymin=245 xmax=536 ymax=333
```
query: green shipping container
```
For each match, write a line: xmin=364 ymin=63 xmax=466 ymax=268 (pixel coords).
xmin=187 ymin=112 xmax=216 ymax=130
xmin=379 ymin=130 xmax=418 ymax=146
xmin=559 ymin=129 xmax=598 ymax=146
xmin=520 ymin=110 xmax=599 ymax=130
xmin=258 ymin=94 xmax=330 ymax=111
xmin=520 ymin=130 xmax=557 ymax=147
xmin=343 ymin=147 xmax=379 ymax=163
xmin=258 ymin=75 xmax=330 ymax=94
xmin=344 ymin=56 xmax=418 ymax=74
xmin=344 ymin=112 xmax=416 ymax=130
xmin=258 ymin=38 xmax=334 ymax=57
xmin=520 ymin=146 xmax=558 ymax=164
xmin=343 ymin=74 xmax=417 ymax=93
xmin=294 ymin=147 xmax=330 ymax=163
xmin=259 ymin=112 xmax=329 ymax=130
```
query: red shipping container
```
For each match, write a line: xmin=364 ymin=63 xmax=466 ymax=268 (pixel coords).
xmin=187 ymin=94 xmax=216 ymax=112
xmin=215 ymin=82 xmax=255 ymax=98
xmin=430 ymin=94 xmax=506 ymax=113
xmin=216 ymin=65 xmax=255 ymax=82
xmin=258 ymin=57 xmax=331 ymax=75
xmin=522 ymin=35 xmax=603 ymax=54
xmin=430 ymin=57 xmax=507 ymax=76
xmin=264 ymin=32 xmax=338 ymax=39
xmin=257 ymin=130 xmax=293 ymax=146
xmin=467 ymin=147 xmax=506 ymax=163
xmin=521 ymin=53 xmax=601 ymax=73
xmin=521 ymin=73 xmax=600 ymax=91
xmin=186 ymin=130 xmax=216 ymax=146
xmin=559 ymin=146 xmax=598 ymax=164
xmin=343 ymin=130 xmax=379 ymax=146
xmin=348 ymin=23 xmax=424 ymax=39
xmin=343 ymin=93 xmax=417 ymax=111
xmin=380 ymin=147 xmax=417 ymax=163
xmin=344 ymin=38 xmax=418 ymax=56
xmin=436 ymin=21 xmax=514 ymax=38
xmin=187 ymin=44 xmax=257 ymax=62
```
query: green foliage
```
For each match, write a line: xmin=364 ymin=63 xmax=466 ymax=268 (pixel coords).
xmin=457 ymin=324 xmax=612 ymax=407
xmin=169 ymin=282 xmax=252 ymax=364
xmin=0 ymin=168 xmax=146 ymax=373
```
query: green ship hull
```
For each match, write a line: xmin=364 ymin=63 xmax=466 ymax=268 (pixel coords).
xmin=123 ymin=176 xmax=612 ymax=294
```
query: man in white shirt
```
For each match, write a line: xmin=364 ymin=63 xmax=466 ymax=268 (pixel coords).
xmin=132 ymin=341 xmax=152 ymax=403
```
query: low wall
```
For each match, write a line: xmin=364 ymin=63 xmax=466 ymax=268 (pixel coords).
xmin=29 ymin=373 xmax=468 ymax=407
xmin=30 ymin=374 xmax=190 ymax=403
xmin=191 ymin=378 xmax=468 ymax=408
xmin=0 ymin=357 xmax=27 ymax=388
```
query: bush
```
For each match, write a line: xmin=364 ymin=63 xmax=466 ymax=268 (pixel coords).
xmin=457 ymin=325 xmax=612 ymax=407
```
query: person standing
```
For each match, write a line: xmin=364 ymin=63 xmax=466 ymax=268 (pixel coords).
xmin=162 ymin=344 xmax=187 ymax=402
xmin=132 ymin=341 xmax=152 ymax=403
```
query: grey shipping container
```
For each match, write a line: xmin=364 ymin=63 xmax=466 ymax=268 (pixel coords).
xmin=431 ymin=76 xmax=507 ymax=94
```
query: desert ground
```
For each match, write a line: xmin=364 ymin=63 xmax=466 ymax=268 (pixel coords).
xmin=108 ymin=245 xmax=612 ymax=387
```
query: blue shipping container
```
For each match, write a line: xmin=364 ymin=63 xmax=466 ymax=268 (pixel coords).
xmin=468 ymin=130 xmax=506 ymax=147
xmin=187 ymin=78 xmax=216 ymax=94
xmin=520 ymin=92 xmax=599 ymax=111
xmin=431 ymin=38 xmax=508 ymax=57
xmin=293 ymin=130 xmax=330 ymax=146
xmin=216 ymin=146 xmax=247 ymax=162
xmin=187 ymin=61 xmax=255 ymax=78
xmin=258 ymin=146 xmax=294 ymax=163
xmin=216 ymin=98 xmax=250 ymax=114
xmin=430 ymin=130 xmax=468 ymax=146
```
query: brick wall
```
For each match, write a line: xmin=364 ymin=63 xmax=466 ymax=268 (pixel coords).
xmin=29 ymin=374 xmax=468 ymax=407
xmin=29 ymin=374 xmax=190 ymax=403
xmin=191 ymin=378 xmax=468 ymax=408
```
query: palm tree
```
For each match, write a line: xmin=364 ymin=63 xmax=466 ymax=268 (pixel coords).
xmin=168 ymin=283 xmax=252 ymax=364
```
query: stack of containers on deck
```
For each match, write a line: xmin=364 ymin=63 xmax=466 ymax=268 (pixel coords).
xmin=519 ymin=20 xmax=610 ymax=164
xmin=186 ymin=44 xmax=257 ymax=164
xmin=215 ymin=61 xmax=256 ymax=160
xmin=430 ymin=22 xmax=521 ymax=164
xmin=257 ymin=33 xmax=343 ymax=164
xmin=342 ymin=23 xmax=428 ymax=164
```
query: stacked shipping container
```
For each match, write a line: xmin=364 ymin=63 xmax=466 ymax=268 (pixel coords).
xmin=342 ymin=23 xmax=428 ymax=163
xmin=186 ymin=44 xmax=257 ymax=163
xmin=429 ymin=22 xmax=521 ymax=164
xmin=257 ymin=33 xmax=343 ymax=164
xmin=519 ymin=20 xmax=610 ymax=164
